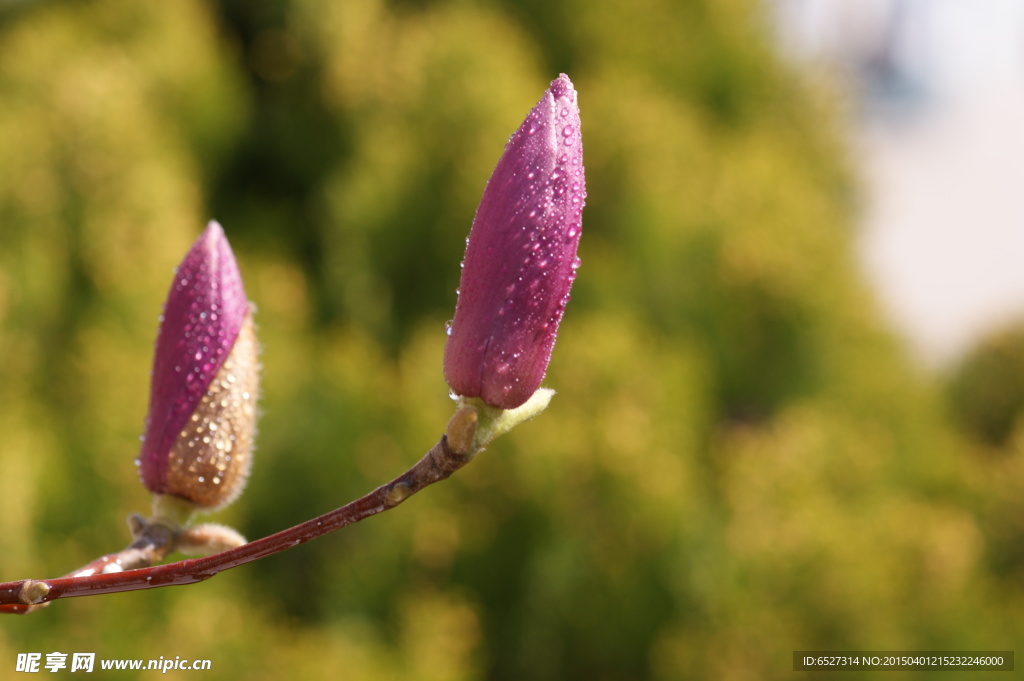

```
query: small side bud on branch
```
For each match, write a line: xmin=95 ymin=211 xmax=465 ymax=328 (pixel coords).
xmin=176 ymin=523 xmax=249 ymax=556
xmin=445 ymin=405 xmax=479 ymax=456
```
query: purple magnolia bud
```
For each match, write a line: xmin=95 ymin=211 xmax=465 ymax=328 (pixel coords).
xmin=138 ymin=221 xmax=259 ymax=510
xmin=444 ymin=74 xmax=585 ymax=410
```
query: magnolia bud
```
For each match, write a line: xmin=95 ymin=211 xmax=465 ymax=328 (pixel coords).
xmin=137 ymin=221 xmax=259 ymax=512
xmin=444 ymin=74 xmax=585 ymax=410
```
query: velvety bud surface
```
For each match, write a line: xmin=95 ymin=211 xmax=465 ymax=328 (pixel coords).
xmin=444 ymin=74 xmax=585 ymax=409
xmin=138 ymin=222 xmax=256 ymax=508
xmin=163 ymin=314 xmax=258 ymax=509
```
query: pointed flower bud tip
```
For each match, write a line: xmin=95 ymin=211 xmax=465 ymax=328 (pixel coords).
xmin=443 ymin=74 xmax=585 ymax=410
xmin=138 ymin=221 xmax=260 ymax=511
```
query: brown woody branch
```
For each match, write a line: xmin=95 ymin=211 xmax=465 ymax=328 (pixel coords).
xmin=0 ymin=434 xmax=468 ymax=614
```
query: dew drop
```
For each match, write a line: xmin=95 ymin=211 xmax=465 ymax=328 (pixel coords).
xmin=444 ymin=320 xmax=453 ymax=336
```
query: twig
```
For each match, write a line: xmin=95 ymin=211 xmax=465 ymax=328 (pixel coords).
xmin=0 ymin=434 xmax=468 ymax=614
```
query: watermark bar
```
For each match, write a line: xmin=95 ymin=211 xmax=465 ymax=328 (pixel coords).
xmin=15 ymin=652 xmax=212 ymax=673
xmin=794 ymin=652 xmax=1014 ymax=671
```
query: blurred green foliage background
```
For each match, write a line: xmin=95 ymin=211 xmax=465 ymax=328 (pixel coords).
xmin=1 ymin=0 xmax=1022 ymax=678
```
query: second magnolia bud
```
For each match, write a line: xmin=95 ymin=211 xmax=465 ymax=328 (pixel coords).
xmin=137 ymin=222 xmax=260 ymax=512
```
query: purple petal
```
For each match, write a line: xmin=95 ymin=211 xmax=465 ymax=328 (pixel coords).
xmin=139 ymin=221 xmax=250 ymax=495
xmin=444 ymin=74 xmax=585 ymax=409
